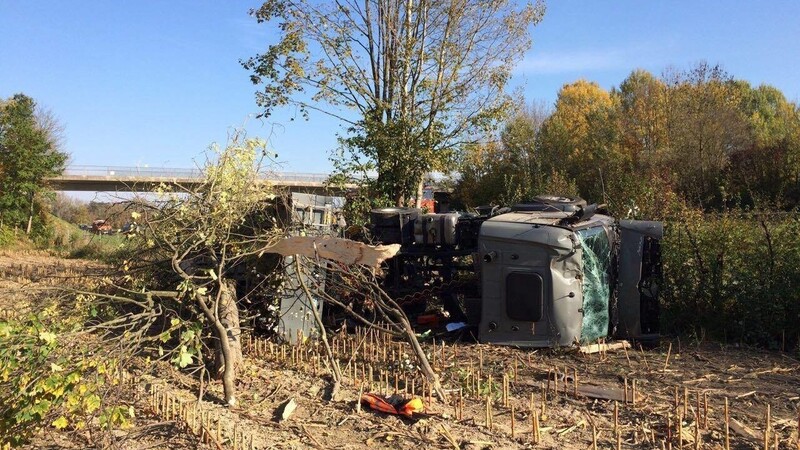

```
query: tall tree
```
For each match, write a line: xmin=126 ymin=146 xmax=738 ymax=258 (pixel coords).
xmin=537 ymin=80 xmax=623 ymax=202
xmin=243 ymin=0 xmax=545 ymax=206
xmin=615 ymin=69 xmax=667 ymax=169
xmin=661 ymin=63 xmax=750 ymax=206
xmin=499 ymin=100 xmax=551 ymax=199
xmin=454 ymin=100 xmax=552 ymax=207
xmin=455 ymin=64 xmax=800 ymax=212
xmin=728 ymin=82 xmax=800 ymax=205
xmin=452 ymin=141 xmax=508 ymax=207
xmin=0 ymin=94 xmax=67 ymax=233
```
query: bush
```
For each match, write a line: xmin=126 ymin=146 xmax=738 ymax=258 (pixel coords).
xmin=66 ymin=239 xmax=116 ymax=261
xmin=661 ymin=209 xmax=800 ymax=349
xmin=0 ymin=297 xmax=132 ymax=446
xmin=0 ymin=227 xmax=16 ymax=248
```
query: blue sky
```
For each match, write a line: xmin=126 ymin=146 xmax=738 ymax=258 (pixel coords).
xmin=1 ymin=1 xmax=799 ymax=176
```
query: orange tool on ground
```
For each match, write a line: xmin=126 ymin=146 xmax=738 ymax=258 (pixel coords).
xmin=360 ymin=393 xmax=424 ymax=418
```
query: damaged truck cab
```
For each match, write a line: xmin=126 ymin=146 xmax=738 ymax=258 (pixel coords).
xmin=370 ymin=195 xmax=663 ymax=347
xmin=478 ymin=203 xmax=662 ymax=347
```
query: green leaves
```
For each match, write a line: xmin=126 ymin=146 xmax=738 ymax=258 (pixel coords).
xmin=173 ymin=345 xmax=195 ymax=368
xmin=52 ymin=416 xmax=68 ymax=430
xmin=246 ymin=0 xmax=545 ymax=206
xmin=662 ymin=212 xmax=800 ymax=344
xmin=180 ymin=329 xmax=196 ymax=342
xmin=0 ymin=321 xmax=11 ymax=338
xmin=1 ymin=312 xmax=119 ymax=446
xmin=98 ymin=405 xmax=134 ymax=430
xmin=0 ymin=93 xmax=68 ymax=234
xmin=83 ymin=394 xmax=101 ymax=414
xmin=38 ymin=331 xmax=57 ymax=346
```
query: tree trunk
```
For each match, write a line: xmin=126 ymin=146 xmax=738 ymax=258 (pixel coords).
xmin=414 ymin=177 xmax=424 ymax=209
xmin=205 ymin=279 xmax=242 ymax=406
xmin=214 ymin=279 xmax=242 ymax=371
xmin=25 ymin=192 xmax=34 ymax=235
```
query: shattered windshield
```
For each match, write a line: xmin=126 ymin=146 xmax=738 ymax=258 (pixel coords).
xmin=575 ymin=226 xmax=612 ymax=343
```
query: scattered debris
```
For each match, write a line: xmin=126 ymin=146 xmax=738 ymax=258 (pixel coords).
xmin=579 ymin=340 xmax=631 ymax=355
xmin=438 ymin=424 xmax=460 ymax=449
xmin=729 ymin=418 xmax=761 ymax=443
xmin=735 ymin=391 xmax=756 ymax=399
xmin=278 ymin=397 xmax=298 ymax=422
xmin=417 ymin=314 xmax=441 ymax=327
xmin=519 ymin=379 xmax=645 ymax=404
xmin=302 ymin=424 xmax=324 ymax=448
xmin=744 ymin=366 xmax=798 ymax=378
xmin=446 ymin=322 xmax=468 ymax=332
xmin=557 ymin=419 xmax=586 ymax=436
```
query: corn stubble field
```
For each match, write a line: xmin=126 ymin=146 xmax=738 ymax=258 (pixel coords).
xmin=2 ymin=253 xmax=799 ymax=450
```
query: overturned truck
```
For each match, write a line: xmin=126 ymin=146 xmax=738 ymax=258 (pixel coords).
xmin=369 ymin=195 xmax=663 ymax=347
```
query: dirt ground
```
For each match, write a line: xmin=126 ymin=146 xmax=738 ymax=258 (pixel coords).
xmin=0 ymin=249 xmax=102 ymax=313
xmin=127 ymin=334 xmax=799 ymax=450
xmin=2 ymin=253 xmax=800 ymax=449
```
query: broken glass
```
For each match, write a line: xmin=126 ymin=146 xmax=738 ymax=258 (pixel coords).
xmin=575 ymin=226 xmax=612 ymax=343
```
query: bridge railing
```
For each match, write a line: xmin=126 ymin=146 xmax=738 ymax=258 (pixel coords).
xmin=62 ymin=165 xmax=201 ymax=178
xmin=61 ymin=165 xmax=332 ymax=183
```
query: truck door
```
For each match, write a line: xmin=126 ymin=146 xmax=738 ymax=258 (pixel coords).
xmin=615 ymin=220 xmax=663 ymax=341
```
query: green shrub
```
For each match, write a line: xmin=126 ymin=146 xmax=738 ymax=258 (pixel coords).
xmin=0 ymin=227 xmax=16 ymax=248
xmin=65 ymin=235 xmax=128 ymax=262
xmin=0 ymin=302 xmax=130 ymax=446
xmin=661 ymin=210 xmax=800 ymax=349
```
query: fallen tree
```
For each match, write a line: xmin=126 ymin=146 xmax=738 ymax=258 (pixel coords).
xmin=110 ymin=135 xmax=444 ymax=406
xmin=116 ymin=135 xmax=283 ymax=406
xmin=260 ymin=236 xmax=400 ymax=267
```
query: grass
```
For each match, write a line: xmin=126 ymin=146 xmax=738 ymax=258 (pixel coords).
xmin=0 ymin=215 xmax=131 ymax=263
xmin=47 ymin=215 xmax=129 ymax=262
xmin=0 ymin=226 xmax=39 ymax=252
xmin=0 ymin=226 xmax=18 ymax=248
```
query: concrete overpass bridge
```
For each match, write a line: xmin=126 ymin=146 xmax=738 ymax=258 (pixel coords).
xmin=47 ymin=165 xmax=354 ymax=194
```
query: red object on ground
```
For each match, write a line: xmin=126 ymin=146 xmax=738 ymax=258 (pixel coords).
xmin=360 ymin=393 xmax=424 ymax=418
xmin=416 ymin=314 xmax=439 ymax=327
xmin=360 ymin=393 xmax=398 ymax=415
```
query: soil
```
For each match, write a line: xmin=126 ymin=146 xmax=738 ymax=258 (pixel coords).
xmin=0 ymin=249 xmax=103 ymax=312
xmin=2 ymin=252 xmax=799 ymax=449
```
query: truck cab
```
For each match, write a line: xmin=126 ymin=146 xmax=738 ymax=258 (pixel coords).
xmin=369 ymin=195 xmax=663 ymax=347
xmin=478 ymin=201 xmax=662 ymax=346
